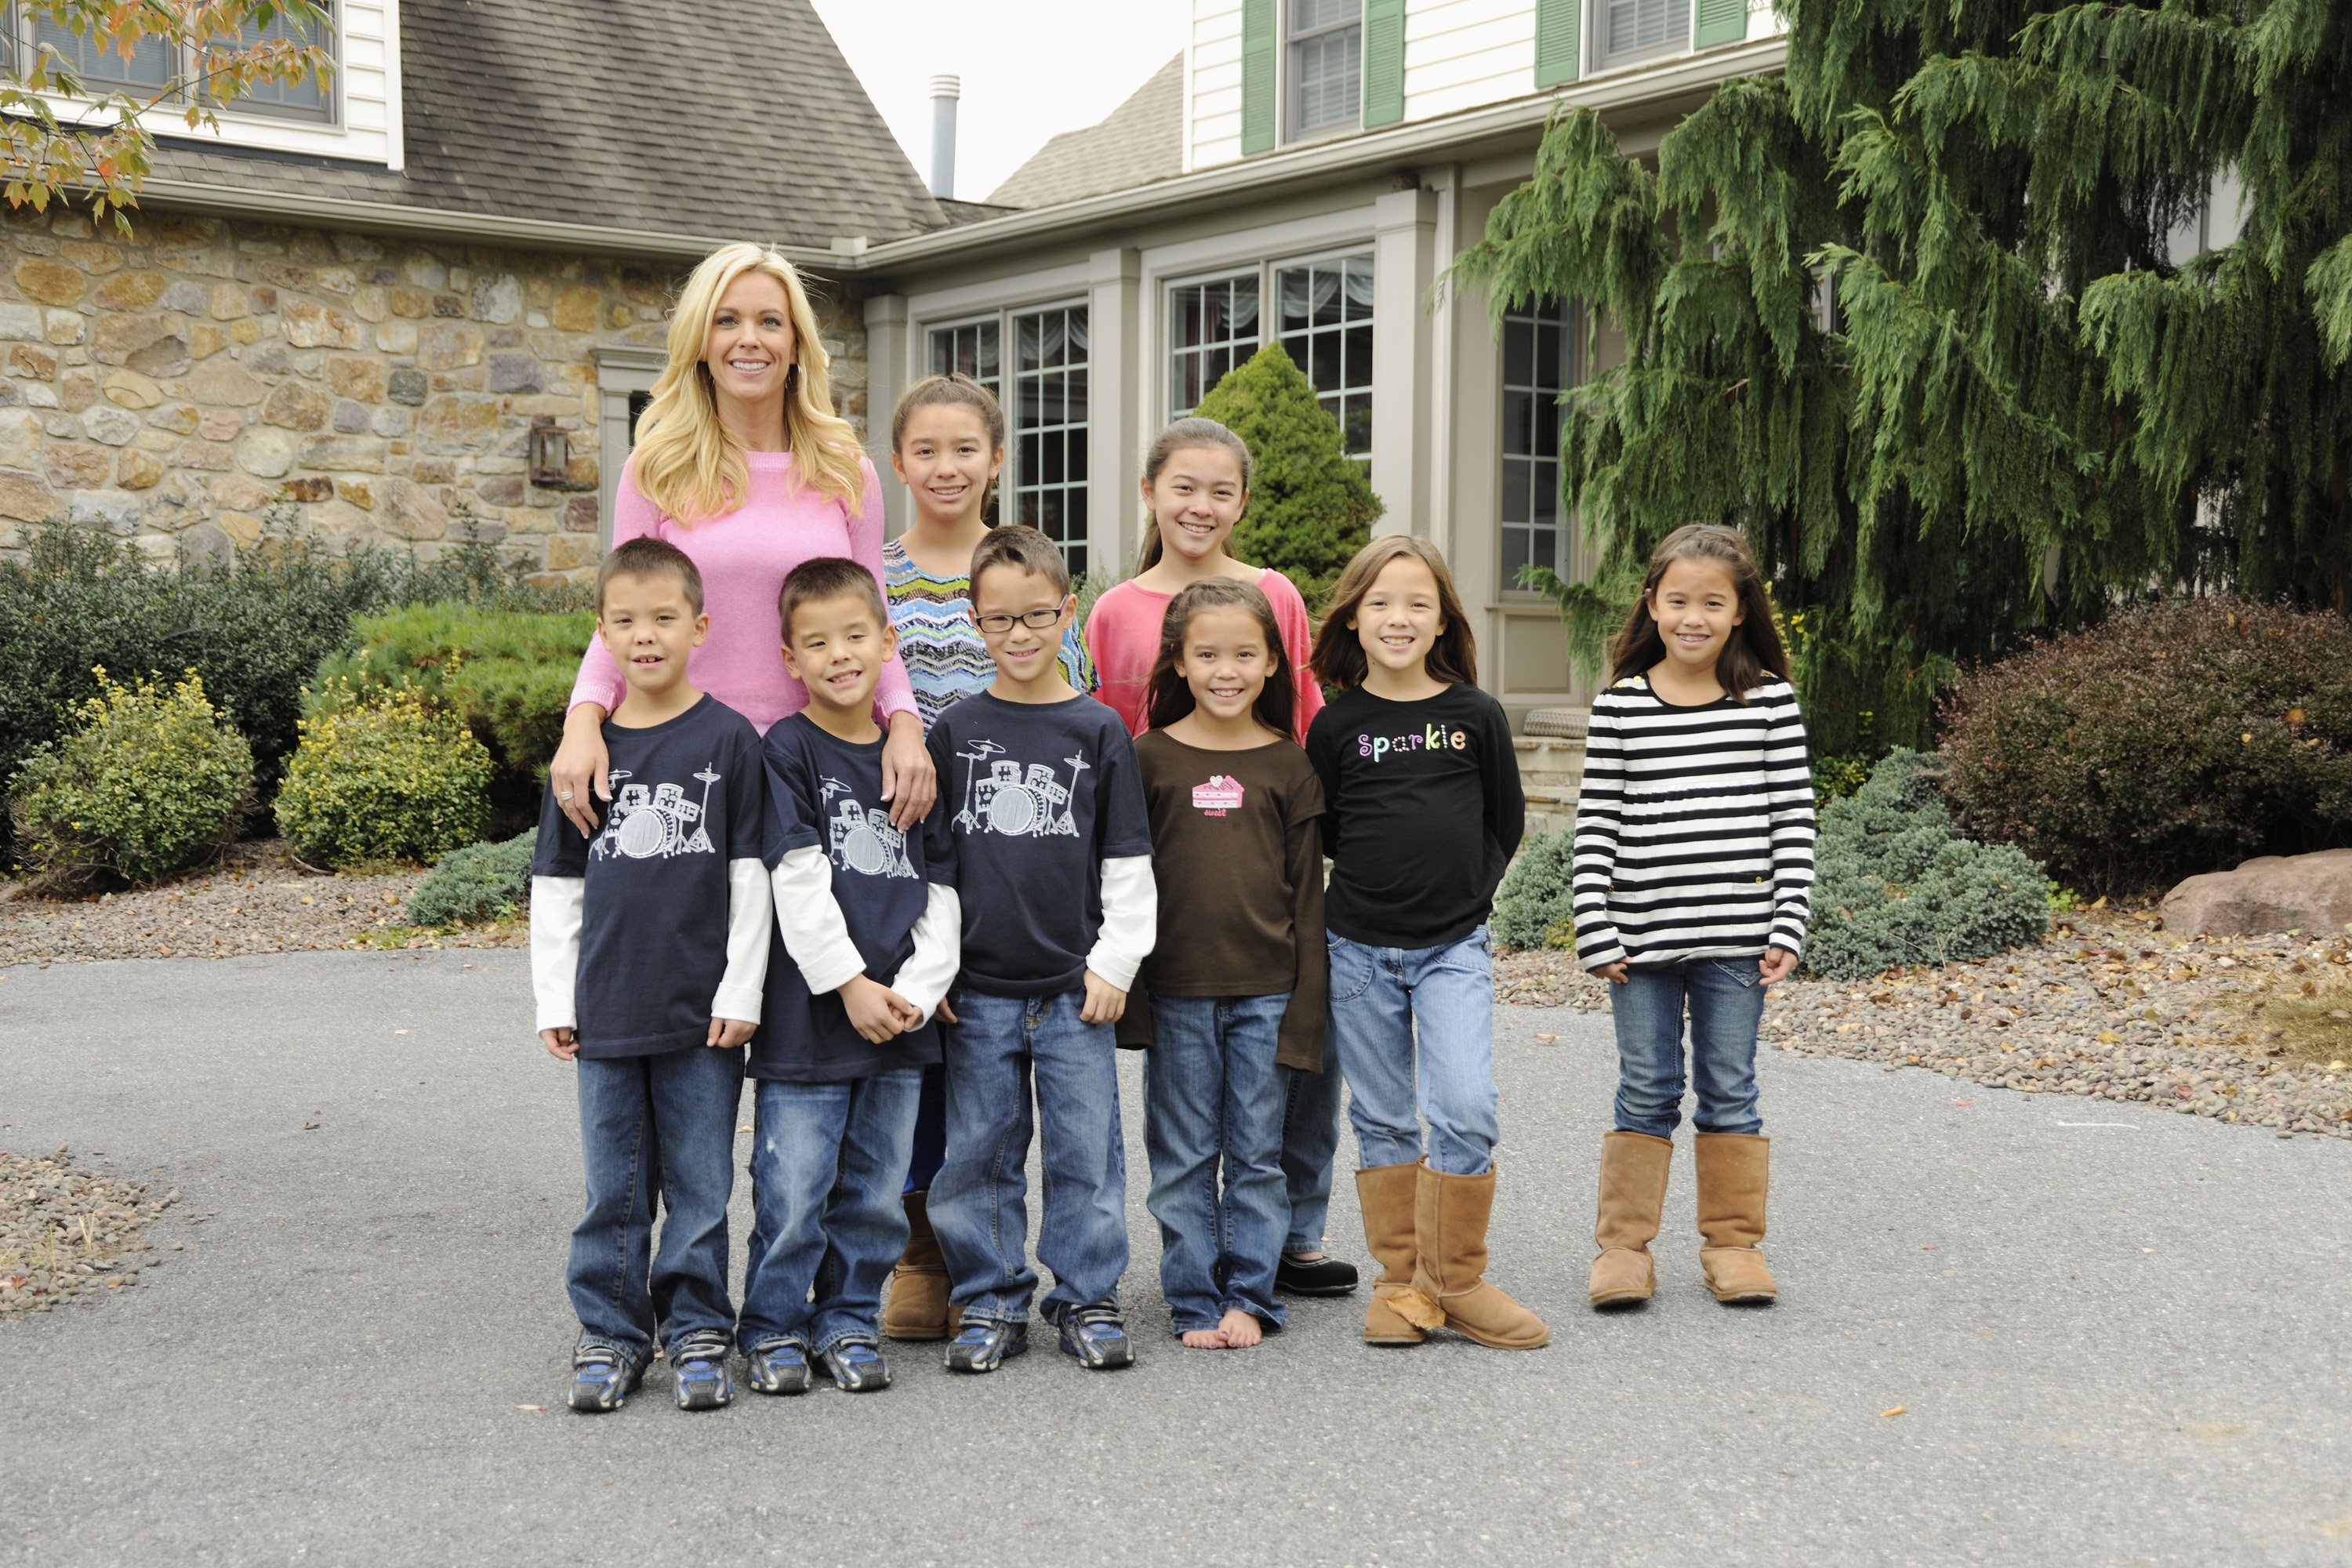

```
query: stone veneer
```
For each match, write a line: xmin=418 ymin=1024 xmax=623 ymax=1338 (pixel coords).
xmin=0 ymin=206 xmax=868 ymax=583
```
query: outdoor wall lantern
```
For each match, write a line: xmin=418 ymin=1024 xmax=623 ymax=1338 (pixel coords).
xmin=528 ymin=417 xmax=586 ymax=488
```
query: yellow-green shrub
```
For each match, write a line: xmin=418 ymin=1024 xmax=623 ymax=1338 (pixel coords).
xmin=275 ymin=680 xmax=492 ymax=866
xmin=7 ymin=668 xmax=256 ymax=891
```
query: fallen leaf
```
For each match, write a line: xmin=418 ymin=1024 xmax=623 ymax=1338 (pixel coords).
xmin=1534 ymin=1033 xmax=1559 ymax=1044
xmin=516 ymin=1403 xmax=547 ymax=1412
xmin=1881 ymin=1406 xmax=1907 ymax=1418
xmin=1952 ymin=1100 xmax=1974 ymax=1107
xmin=737 ymin=1124 xmax=753 ymax=1134
xmin=394 ymin=1029 xmax=411 ymax=1035
xmin=303 ymin=1120 xmax=321 ymax=1131
xmin=299 ymin=895 xmax=314 ymax=905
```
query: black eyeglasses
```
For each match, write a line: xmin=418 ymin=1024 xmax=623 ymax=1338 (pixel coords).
xmin=973 ymin=607 xmax=1066 ymax=634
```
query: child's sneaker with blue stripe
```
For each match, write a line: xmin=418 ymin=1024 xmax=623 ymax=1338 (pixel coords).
xmin=1056 ymin=1302 xmax=1135 ymax=1370
xmin=667 ymin=1329 xmax=735 ymax=1410
xmin=821 ymin=1339 xmax=892 ymax=1392
xmin=568 ymin=1341 xmax=644 ymax=1413
xmin=942 ymin=1318 xmax=1028 ymax=1374
xmin=743 ymin=1338 xmax=811 ymax=1396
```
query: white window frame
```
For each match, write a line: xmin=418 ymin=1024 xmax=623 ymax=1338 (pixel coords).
xmin=922 ymin=298 xmax=1094 ymax=574
xmin=1497 ymin=298 xmax=1581 ymax=593
xmin=1166 ymin=270 xmax=1262 ymax=419
xmin=1156 ymin=245 xmax=1376 ymax=465
xmin=1285 ymin=0 xmax=1362 ymax=145
xmin=5 ymin=0 xmax=343 ymax=127
xmin=1594 ymin=0 xmax=1692 ymax=72
xmin=1270 ymin=248 xmax=1376 ymax=464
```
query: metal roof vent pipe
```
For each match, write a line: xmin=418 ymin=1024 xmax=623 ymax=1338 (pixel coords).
xmin=927 ymin=74 xmax=960 ymax=200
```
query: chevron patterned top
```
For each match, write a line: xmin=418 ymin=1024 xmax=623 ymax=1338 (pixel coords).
xmin=884 ymin=537 xmax=1098 ymax=732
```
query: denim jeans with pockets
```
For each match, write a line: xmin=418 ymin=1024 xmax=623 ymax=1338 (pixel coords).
xmin=567 ymin=1044 xmax=744 ymax=1360
xmin=929 ymin=988 xmax=1127 ymax=1325
xmin=1144 ymin=993 xmax=1290 ymax=1334
xmin=738 ymin=1068 xmax=924 ymax=1354
xmin=1325 ymin=927 xmax=1501 ymax=1177
xmin=1609 ymin=958 xmax=1767 ymax=1138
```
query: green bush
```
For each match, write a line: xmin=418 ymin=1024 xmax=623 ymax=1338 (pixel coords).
xmin=275 ymin=680 xmax=493 ymax=867
xmin=308 ymin=601 xmax=592 ymax=830
xmin=1803 ymin=750 xmax=2050 ymax=981
xmin=1940 ymin=597 xmax=2352 ymax=895
xmin=7 ymin=668 xmax=256 ymax=891
xmin=408 ymin=829 xmax=539 ymax=926
xmin=1492 ymin=829 xmax=1578 ymax=949
xmin=0 ymin=516 xmax=584 ymax=855
xmin=1189 ymin=343 xmax=1384 ymax=612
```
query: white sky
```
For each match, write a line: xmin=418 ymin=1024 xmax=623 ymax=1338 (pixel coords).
xmin=808 ymin=0 xmax=1189 ymax=204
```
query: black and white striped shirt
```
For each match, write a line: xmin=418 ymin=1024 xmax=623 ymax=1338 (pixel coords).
xmin=1571 ymin=674 xmax=1816 ymax=969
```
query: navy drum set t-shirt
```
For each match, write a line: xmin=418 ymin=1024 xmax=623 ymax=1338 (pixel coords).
xmin=754 ymin=714 xmax=952 ymax=1081
xmin=531 ymin=695 xmax=768 ymax=1057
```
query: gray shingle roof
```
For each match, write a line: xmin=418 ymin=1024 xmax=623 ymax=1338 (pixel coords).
xmin=147 ymin=0 xmax=946 ymax=248
xmin=986 ymin=53 xmax=1181 ymax=210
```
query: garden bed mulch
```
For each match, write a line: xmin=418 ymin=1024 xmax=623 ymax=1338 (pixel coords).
xmin=1495 ymin=912 xmax=2352 ymax=1141
xmin=0 ymin=1149 xmax=186 ymax=1316
xmin=0 ymin=839 xmax=522 ymax=968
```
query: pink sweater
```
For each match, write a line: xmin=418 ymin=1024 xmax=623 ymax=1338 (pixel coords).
xmin=567 ymin=452 xmax=916 ymax=733
xmin=1086 ymin=567 xmax=1325 ymax=743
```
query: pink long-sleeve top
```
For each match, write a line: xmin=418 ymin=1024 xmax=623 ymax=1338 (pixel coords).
xmin=567 ymin=451 xmax=916 ymax=734
xmin=1085 ymin=567 xmax=1325 ymax=743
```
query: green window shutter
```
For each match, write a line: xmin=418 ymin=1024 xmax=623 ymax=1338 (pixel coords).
xmin=1363 ymin=0 xmax=1406 ymax=128
xmin=1534 ymin=0 xmax=1580 ymax=88
xmin=1242 ymin=0 xmax=1277 ymax=154
xmin=1694 ymin=0 xmax=1748 ymax=49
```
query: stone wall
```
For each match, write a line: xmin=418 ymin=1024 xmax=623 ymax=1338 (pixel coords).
xmin=0 ymin=206 xmax=869 ymax=583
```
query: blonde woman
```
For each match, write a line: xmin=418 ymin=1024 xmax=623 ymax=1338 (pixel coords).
xmin=550 ymin=243 xmax=935 ymax=833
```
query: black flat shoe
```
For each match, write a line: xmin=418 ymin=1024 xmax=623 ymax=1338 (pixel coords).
xmin=1277 ymin=1253 xmax=1360 ymax=1296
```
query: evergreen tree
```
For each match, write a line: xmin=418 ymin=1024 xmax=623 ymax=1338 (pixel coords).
xmin=1190 ymin=344 xmax=1385 ymax=612
xmin=1448 ymin=0 xmax=2350 ymax=755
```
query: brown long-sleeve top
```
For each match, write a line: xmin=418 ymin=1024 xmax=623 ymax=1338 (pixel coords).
xmin=1119 ymin=731 xmax=1328 ymax=1069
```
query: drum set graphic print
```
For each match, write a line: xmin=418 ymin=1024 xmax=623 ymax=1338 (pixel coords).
xmin=590 ymin=765 xmax=720 ymax=862
xmin=821 ymin=777 xmax=916 ymax=880
xmin=952 ymin=739 xmax=1088 ymax=839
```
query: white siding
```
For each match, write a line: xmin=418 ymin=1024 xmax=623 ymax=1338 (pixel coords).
xmin=1752 ymin=0 xmax=1789 ymax=35
xmin=1402 ymin=0 xmax=1537 ymax=124
xmin=136 ymin=0 xmax=401 ymax=168
xmin=1189 ymin=0 xmax=1247 ymax=171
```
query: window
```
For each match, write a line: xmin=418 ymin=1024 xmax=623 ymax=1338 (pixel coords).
xmin=927 ymin=319 xmax=1002 ymax=402
xmin=204 ymin=3 xmax=335 ymax=122
xmin=1168 ymin=275 xmax=1260 ymax=419
xmin=1276 ymin=254 xmax=1374 ymax=463
xmin=31 ymin=15 xmax=173 ymax=93
xmin=1602 ymin=0 xmax=1691 ymax=64
xmin=1288 ymin=0 xmax=1360 ymax=140
xmin=1011 ymin=306 xmax=1091 ymax=575
xmin=1500 ymin=299 xmax=1578 ymax=588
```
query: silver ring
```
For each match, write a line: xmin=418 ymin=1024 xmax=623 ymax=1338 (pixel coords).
xmin=558 ymin=790 xmax=574 ymax=801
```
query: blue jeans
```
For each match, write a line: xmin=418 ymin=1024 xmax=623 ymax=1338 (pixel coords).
xmin=739 ymin=1069 xmax=924 ymax=1353
xmin=1144 ymin=994 xmax=1290 ymax=1334
xmin=1610 ymin=959 xmax=1767 ymax=1138
xmin=1326 ymin=927 xmax=1501 ymax=1177
xmin=566 ymin=1046 xmax=744 ymax=1359
xmin=930 ymin=988 xmax=1128 ymax=1325
xmin=1279 ymin=1056 xmax=1344 ymax=1254
xmin=903 ymin=1062 xmax=949 ymax=1195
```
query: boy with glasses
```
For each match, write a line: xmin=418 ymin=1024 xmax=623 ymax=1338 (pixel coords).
xmin=924 ymin=526 xmax=1157 ymax=1372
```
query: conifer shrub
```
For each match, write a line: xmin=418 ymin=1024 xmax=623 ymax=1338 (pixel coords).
xmin=408 ymin=829 xmax=538 ymax=927
xmin=1803 ymin=750 xmax=2049 ymax=982
xmin=7 ymin=669 xmax=256 ymax=891
xmin=275 ymin=681 xmax=492 ymax=867
xmin=1189 ymin=344 xmax=1385 ymax=612
xmin=1940 ymin=598 xmax=2352 ymax=896
xmin=1491 ymin=829 xmax=1578 ymax=949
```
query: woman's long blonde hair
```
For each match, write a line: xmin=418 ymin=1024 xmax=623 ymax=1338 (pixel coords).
xmin=629 ymin=242 xmax=866 ymax=525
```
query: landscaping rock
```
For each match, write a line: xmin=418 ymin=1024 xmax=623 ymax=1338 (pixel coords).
xmin=2162 ymin=849 xmax=2352 ymax=938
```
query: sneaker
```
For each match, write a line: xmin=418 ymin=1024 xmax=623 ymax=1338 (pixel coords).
xmin=568 ymin=1342 xmax=644 ymax=1414
xmin=1056 ymin=1302 xmax=1135 ymax=1370
xmin=1277 ymin=1252 xmax=1361 ymax=1297
xmin=743 ymin=1338 xmax=811 ymax=1396
xmin=942 ymin=1319 xmax=1029 ymax=1374
xmin=821 ymin=1339 xmax=892 ymax=1393
xmin=668 ymin=1329 xmax=735 ymax=1411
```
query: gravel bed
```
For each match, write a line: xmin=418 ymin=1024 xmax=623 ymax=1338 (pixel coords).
xmin=0 ymin=839 xmax=522 ymax=968
xmin=0 ymin=1149 xmax=189 ymax=1316
xmin=1495 ymin=914 xmax=2352 ymax=1141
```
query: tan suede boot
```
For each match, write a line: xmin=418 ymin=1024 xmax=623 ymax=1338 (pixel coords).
xmin=1588 ymin=1131 xmax=1672 ymax=1308
xmin=1356 ymin=1163 xmax=1436 ymax=1345
xmin=881 ymin=1190 xmax=952 ymax=1340
xmin=1694 ymin=1132 xmax=1777 ymax=1304
xmin=1410 ymin=1162 xmax=1549 ymax=1349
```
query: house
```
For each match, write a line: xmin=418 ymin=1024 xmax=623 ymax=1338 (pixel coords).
xmin=0 ymin=0 xmax=949 ymax=575
xmin=855 ymin=0 xmax=1789 ymax=724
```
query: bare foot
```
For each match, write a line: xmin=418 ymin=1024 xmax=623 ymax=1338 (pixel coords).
xmin=1218 ymin=1309 xmax=1263 ymax=1348
xmin=1181 ymin=1327 xmax=1231 ymax=1349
